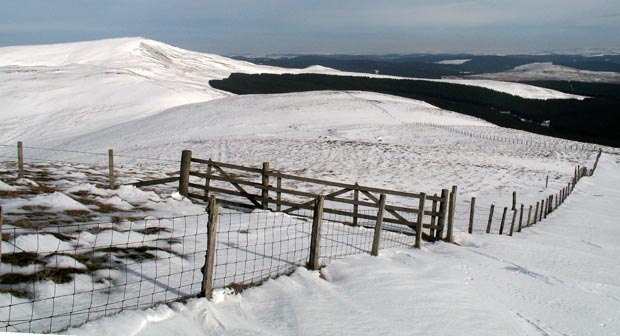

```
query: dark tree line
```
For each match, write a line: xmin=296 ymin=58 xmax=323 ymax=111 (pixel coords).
xmin=210 ymin=73 xmax=620 ymax=147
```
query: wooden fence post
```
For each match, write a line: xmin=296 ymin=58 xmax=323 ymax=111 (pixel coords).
xmin=179 ymin=150 xmax=192 ymax=196
xmin=201 ymin=196 xmax=218 ymax=299
xmin=540 ymin=199 xmax=545 ymax=220
xmin=526 ymin=205 xmax=532 ymax=227
xmin=446 ymin=186 xmax=457 ymax=243
xmin=436 ymin=189 xmax=449 ymax=239
xmin=429 ymin=194 xmax=438 ymax=237
xmin=308 ymin=195 xmax=324 ymax=270
xmin=468 ymin=197 xmax=476 ymax=234
xmin=486 ymin=204 xmax=495 ymax=234
xmin=262 ymin=162 xmax=270 ymax=210
xmin=499 ymin=207 xmax=507 ymax=235
xmin=203 ymin=162 xmax=212 ymax=199
xmin=545 ymin=175 xmax=548 ymax=188
xmin=517 ymin=204 xmax=524 ymax=232
xmin=276 ymin=176 xmax=282 ymax=212
xmin=108 ymin=149 xmax=115 ymax=189
xmin=371 ymin=194 xmax=387 ymax=256
xmin=533 ymin=202 xmax=539 ymax=224
xmin=17 ymin=141 xmax=24 ymax=178
xmin=512 ymin=191 xmax=516 ymax=210
xmin=509 ymin=209 xmax=517 ymax=236
xmin=353 ymin=183 xmax=359 ymax=226
xmin=415 ymin=193 xmax=427 ymax=249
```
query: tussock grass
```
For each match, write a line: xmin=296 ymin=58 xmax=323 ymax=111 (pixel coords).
xmin=1 ymin=252 xmax=41 ymax=267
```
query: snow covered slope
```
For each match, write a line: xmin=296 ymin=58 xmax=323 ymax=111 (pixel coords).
xmin=0 ymin=38 xmax=341 ymax=143
xmin=0 ymin=38 xmax=584 ymax=144
xmin=28 ymin=90 xmax=595 ymax=211
xmin=69 ymin=154 xmax=620 ymax=336
xmin=471 ymin=62 xmax=620 ymax=83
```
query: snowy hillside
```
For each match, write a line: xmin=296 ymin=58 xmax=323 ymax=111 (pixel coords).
xmin=0 ymin=38 xmax=585 ymax=144
xmin=0 ymin=38 xmax=616 ymax=335
xmin=4 ymin=89 xmax=596 ymax=216
xmin=69 ymin=154 xmax=620 ymax=336
xmin=471 ymin=62 xmax=620 ymax=83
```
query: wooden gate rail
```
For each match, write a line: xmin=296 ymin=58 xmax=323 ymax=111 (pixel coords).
xmin=179 ymin=151 xmax=451 ymax=243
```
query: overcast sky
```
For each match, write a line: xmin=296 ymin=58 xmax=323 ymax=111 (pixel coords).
xmin=0 ymin=0 xmax=618 ymax=55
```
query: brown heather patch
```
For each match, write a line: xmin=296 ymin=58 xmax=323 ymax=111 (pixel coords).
xmin=0 ymin=287 xmax=32 ymax=299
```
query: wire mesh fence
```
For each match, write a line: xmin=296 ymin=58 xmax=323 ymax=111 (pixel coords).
xmin=0 ymin=214 xmax=207 ymax=333
xmin=0 ymin=204 xmax=421 ymax=333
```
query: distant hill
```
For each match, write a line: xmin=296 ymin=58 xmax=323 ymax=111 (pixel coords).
xmin=234 ymin=54 xmax=620 ymax=80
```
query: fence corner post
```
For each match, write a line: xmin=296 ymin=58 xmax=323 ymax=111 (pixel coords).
xmin=446 ymin=185 xmax=457 ymax=243
xmin=371 ymin=194 xmax=387 ymax=256
xmin=308 ymin=195 xmax=324 ymax=270
xmin=17 ymin=141 xmax=24 ymax=178
xmin=415 ymin=193 xmax=427 ymax=249
xmin=262 ymin=162 xmax=270 ymax=210
xmin=108 ymin=149 xmax=115 ymax=189
xmin=179 ymin=150 xmax=192 ymax=196
xmin=201 ymin=196 xmax=218 ymax=299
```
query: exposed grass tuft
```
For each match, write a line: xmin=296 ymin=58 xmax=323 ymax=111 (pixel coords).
xmin=1 ymin=252 xmax=41 ymax=267
xmin=135 ymin=227 xmax=170 ymax=235
xmin=0 ymin=287 xmax=32 ymax=299
xmin=0 ymin=267 xmax=86 ymax=285
xmin=98 ymin=246 xmax=180 ymax=262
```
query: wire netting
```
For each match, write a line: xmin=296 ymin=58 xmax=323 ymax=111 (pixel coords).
xmin=0 ymin=205 xmax=425 ymax=333
xmin=0 ymin=215 xmax=207 ymax=333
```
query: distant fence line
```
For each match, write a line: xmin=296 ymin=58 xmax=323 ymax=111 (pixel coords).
xmin=407 ymin=122 xmax=603 ymax=152
xmin=453 ymin=148 xmax=603 ymax=236
xmin=0 ymin=141 xmax=178 ymax=189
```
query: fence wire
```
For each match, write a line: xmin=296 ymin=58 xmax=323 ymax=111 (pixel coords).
xmin=0 ymin=206 xmax=422 ymax=333
xmin=0 ymin=215 xmax=207 ymax=333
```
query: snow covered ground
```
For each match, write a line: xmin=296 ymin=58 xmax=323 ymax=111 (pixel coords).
xmin=471 ymin=62 xmax=620 ymax=83
xmin=0 ymin=88 xmax=602 ymax=212
xmin=67 ymin=154 xmax=620 ymax=336
xmin=0 ymin=38 xmax=617 ymax=334
xmin=0 ymin=38 xmax=586 ymax=145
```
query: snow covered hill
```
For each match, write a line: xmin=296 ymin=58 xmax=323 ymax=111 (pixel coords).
xmin=471 ymin=62 xmax=620 ymax=83
xmin=0 ymin=38 xmax=617 ymax=335
xmin=0 ymin=38 xmax=585 ymax=145
xmin=69 ymin=154 xmax=620 ymax=336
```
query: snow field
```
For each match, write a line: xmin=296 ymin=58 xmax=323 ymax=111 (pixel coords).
xmin=0 ymin=38 xmax=587 ymax=146
xmin=0 ymin=37 xmax=615 ymax=335
xmin=68 ymin=154 xmax=620 ymax=336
